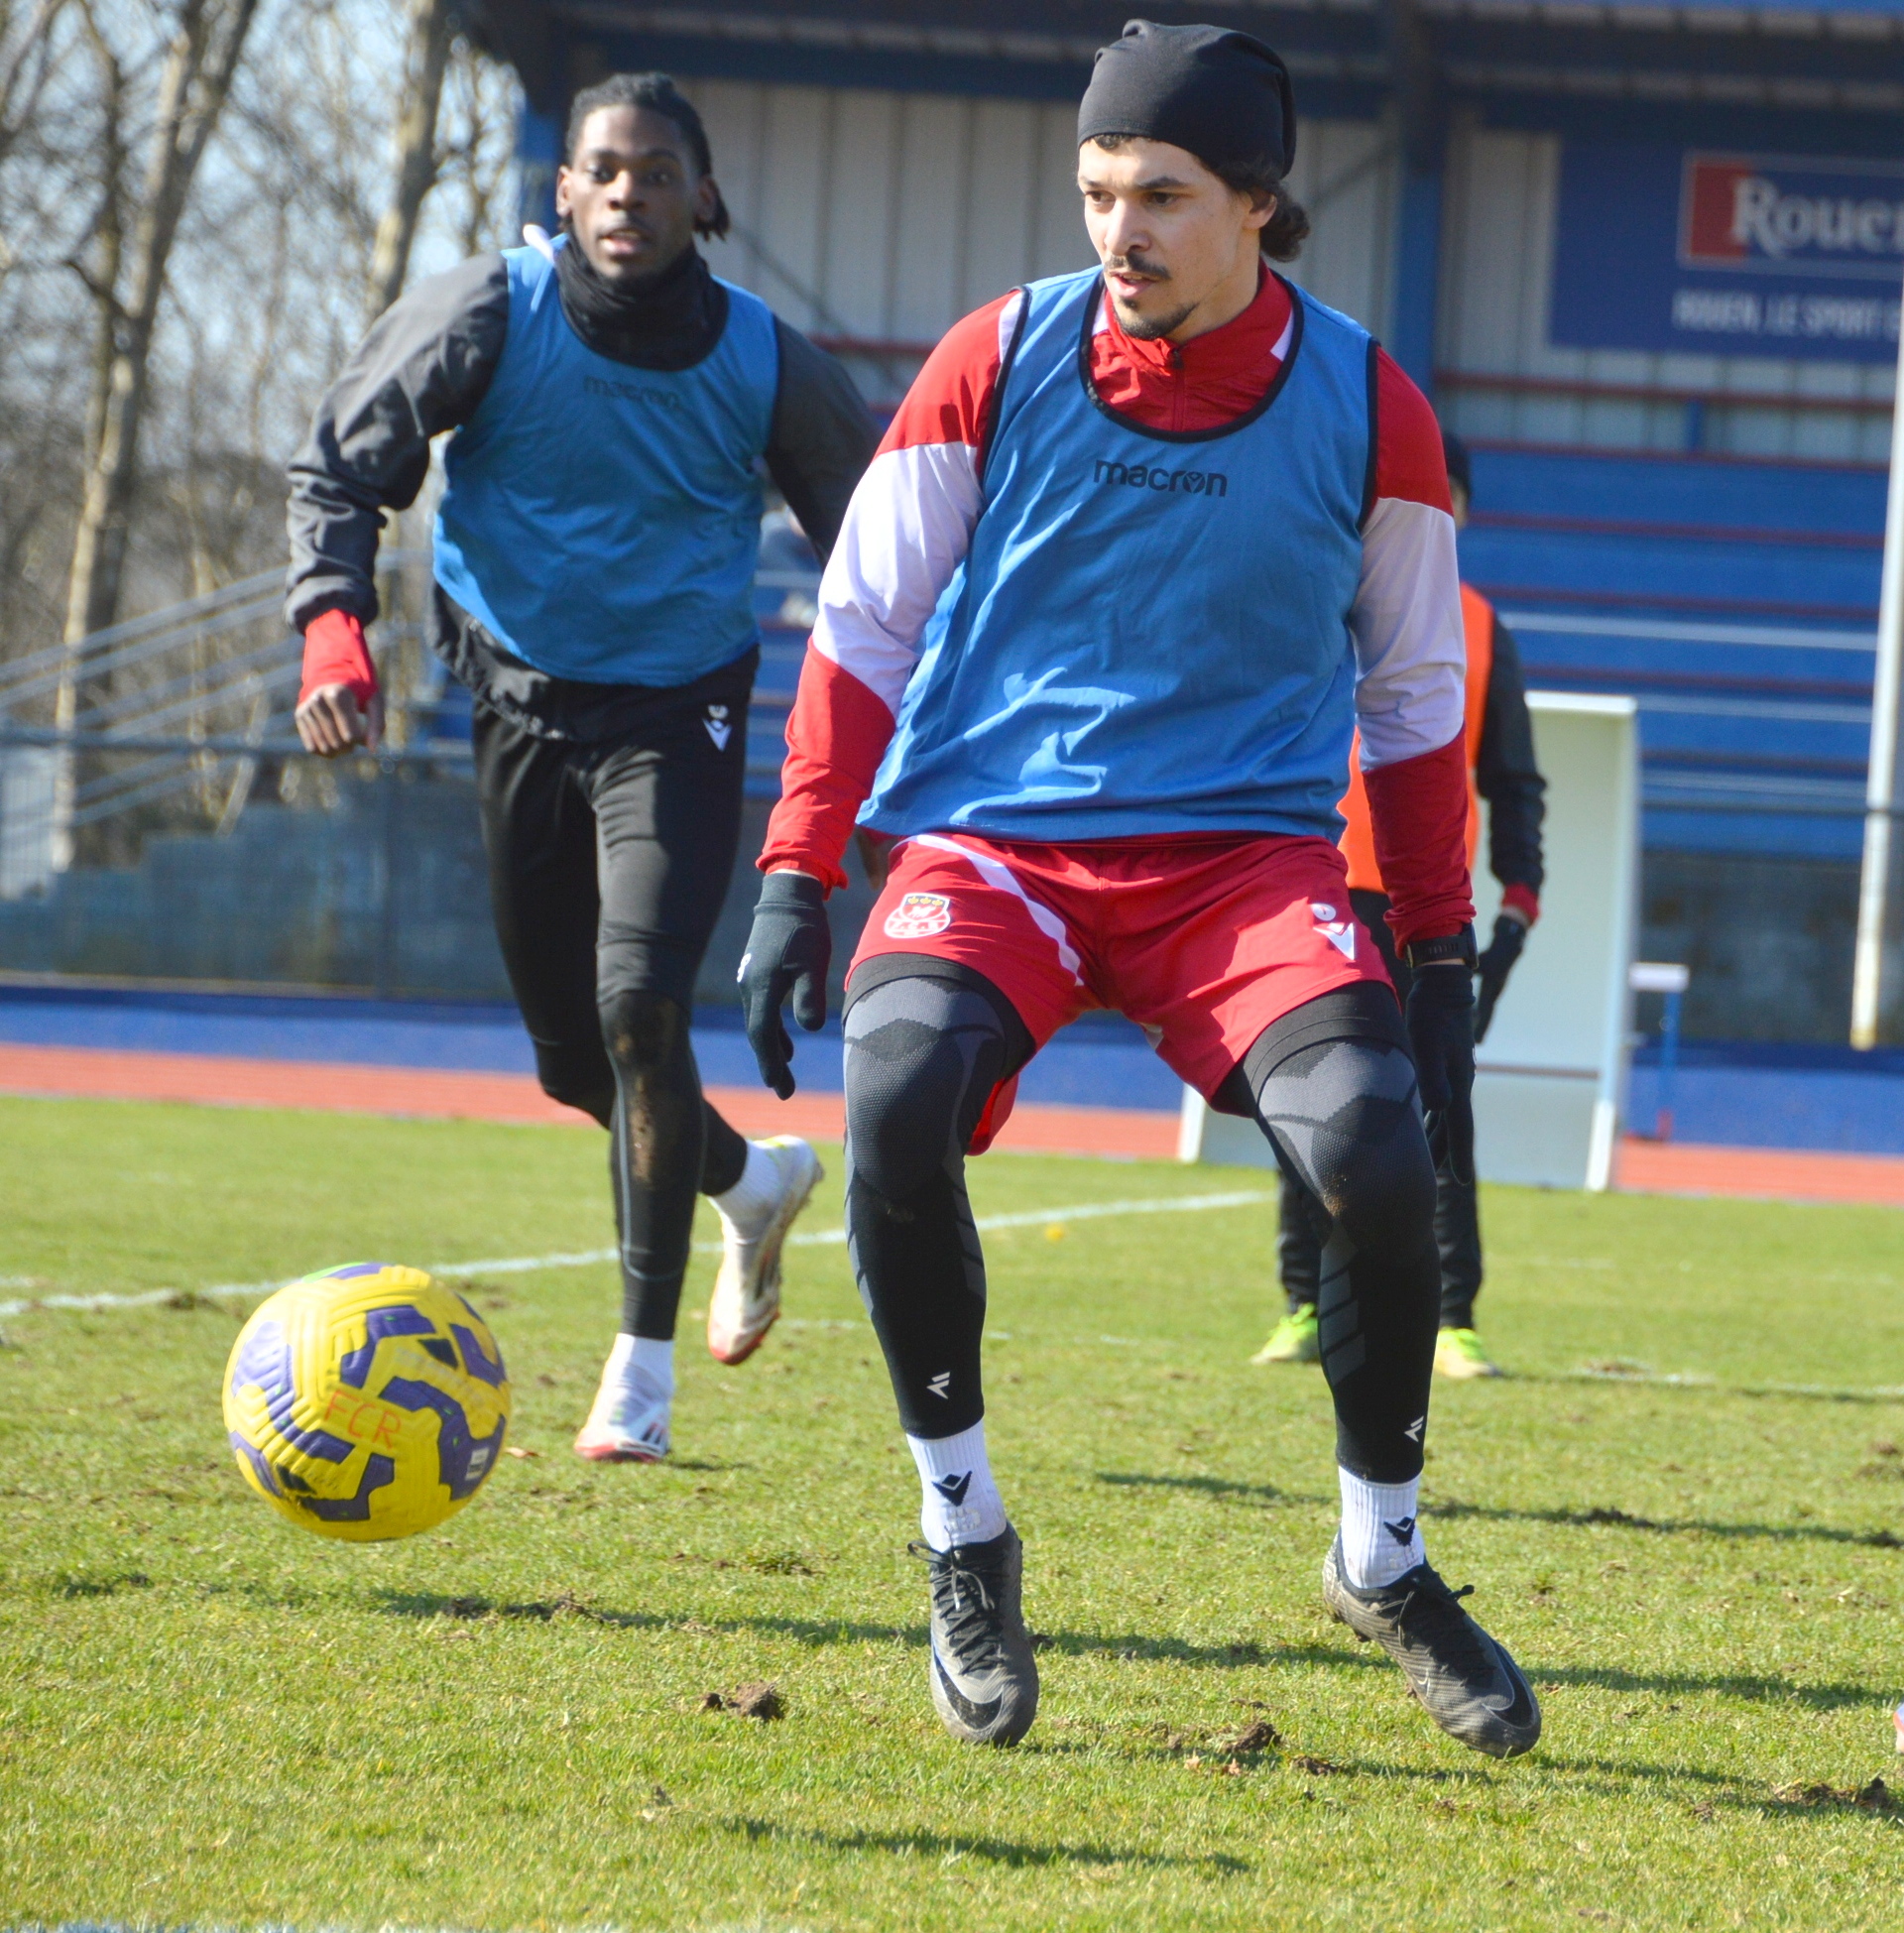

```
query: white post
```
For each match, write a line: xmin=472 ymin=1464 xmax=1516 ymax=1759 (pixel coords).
xmin=1851 ymin=280 xmax=1904 ymax=1049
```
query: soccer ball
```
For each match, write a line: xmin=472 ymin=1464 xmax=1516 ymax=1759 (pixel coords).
xmin=223 ymin=1263 xmax=511 ymax=1542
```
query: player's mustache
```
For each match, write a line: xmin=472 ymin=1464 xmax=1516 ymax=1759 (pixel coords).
xmin=1105 ymin=253 xmax=1169 ymax=283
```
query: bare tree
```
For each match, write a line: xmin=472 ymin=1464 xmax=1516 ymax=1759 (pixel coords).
xmin=60 ymin=0 xmax=260 ymax=650
xmin=0 ymin=0 xmax=517 ymax=868
xmin=365 ymin=0 xmax=452 ymax=320
xmin=53 ymin=0 xmax=259 ymax=859
xmin=0 ymin=0 xmax=66 ymax=181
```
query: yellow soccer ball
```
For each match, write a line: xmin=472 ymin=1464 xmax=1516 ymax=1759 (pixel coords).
xmin=223 ymin=1263 xmax=511 ymax=1541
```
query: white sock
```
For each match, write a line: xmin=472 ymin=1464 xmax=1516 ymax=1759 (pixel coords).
xmin=907 ymin=1420 xmax=1008 ymax=1552
xmin=1337 ymin=1466 xmax=1425 ymax=1589
xmin=607 ymin=1331 xmax=673 ymax=1404
xmin=712 ymin=1140 xmax=781 ymax=1234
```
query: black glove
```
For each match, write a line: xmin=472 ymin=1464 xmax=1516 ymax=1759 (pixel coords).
xmin=739 ymin=871 xmax=832 ymax=1098
xmin=1404 ymin=945 xmax=1477 ymax=1188
xmin=1472 ymin=912 xmax=1530 ymax=1045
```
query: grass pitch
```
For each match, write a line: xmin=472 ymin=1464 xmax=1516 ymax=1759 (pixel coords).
xmin=3 ymin=1094 xmax=1904 ymax=1930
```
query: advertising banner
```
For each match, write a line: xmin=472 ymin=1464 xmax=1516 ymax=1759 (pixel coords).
xmin=1550 ymin=141 xmax=1903 ymax=364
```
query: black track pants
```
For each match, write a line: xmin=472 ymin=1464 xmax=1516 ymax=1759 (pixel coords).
xmin=471 ymin=666 xmax=753 ymax=1340
xmin=1276 ymin=889 xmax=1483 ymax=1329
xmin=1246 ymin=983 xmax=1440 ymax=1484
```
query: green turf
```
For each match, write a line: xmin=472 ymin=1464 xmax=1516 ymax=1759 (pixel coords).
xmin=3 ymin=1093 xmax=1903 ymax=1930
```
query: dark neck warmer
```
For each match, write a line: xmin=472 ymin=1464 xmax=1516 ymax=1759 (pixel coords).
xmin=553 ymin=235 xmax=729 ymax=372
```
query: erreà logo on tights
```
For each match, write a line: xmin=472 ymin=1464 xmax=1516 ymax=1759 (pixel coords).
xmin=1093 ymin=458 xmax=1229 ymax=499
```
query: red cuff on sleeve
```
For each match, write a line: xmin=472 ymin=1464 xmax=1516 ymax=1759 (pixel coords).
xmin=1500 ymin=883 xmax=1540 ymax=926
xmin=299 ymin=609 xmax=378 ymax=708
xmin=1362 ymin=734 xmax=1476 ymax=951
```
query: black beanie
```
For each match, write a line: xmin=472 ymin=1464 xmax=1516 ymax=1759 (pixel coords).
xmin=1077 ymin=20 xmax=1296 ymax=179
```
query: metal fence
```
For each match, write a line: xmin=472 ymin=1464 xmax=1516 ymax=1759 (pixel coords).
xmin=0 ymin=542 xmax=829 ymax=1000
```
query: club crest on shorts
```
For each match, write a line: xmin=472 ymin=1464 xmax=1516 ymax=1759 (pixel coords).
xmin=885 ymin=892 xmax=953 ymax=940
xmin=1310 ymin=902 xmax=1357 ymax=960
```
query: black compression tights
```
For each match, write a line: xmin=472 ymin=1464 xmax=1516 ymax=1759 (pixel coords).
xmin=1244 ymin=984 xmax=1440 ymax=1483
xmin=846 ymin=971 xmax=1437 ymax=1480
xmin=591 ymin=990 xmax=748 ymax=1340
xmin=842 ymin=967 xmax=1024 ymax=1439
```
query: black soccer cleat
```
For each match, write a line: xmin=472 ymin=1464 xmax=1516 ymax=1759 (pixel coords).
xmin=910 ymin=1524 xmax=1039 ymax=1748
xmin=1322 ymin=1534 xmax=1542 ymax=1758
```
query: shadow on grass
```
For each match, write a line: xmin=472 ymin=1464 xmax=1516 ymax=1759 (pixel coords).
xmin=1097 ymin=1472 xmax=1318 ymax=1508
xmin=1532 ymin=1664 xmax=1883 ymax=1713
xmin=368 ymin=1592 xmax=1308 ymax=1670
xmin=365 ymin=1593 xmax=1878 ymax=1711
xmin=1030 ymin=1628 xmax=1292 ymax=1667
xmin=1530 ymin=1754 xmax=1741 ymax=1789
xmin=1098 ymin=1472 xmax=1899 ymax=1554
xmin=716 ymin=1815 xmax=1249 ymax=1873
xmin=372 ymin=1588 xmax=669 ymax=1629
xmin=49 ymin=1569 xmax=154 ymax=1598
xmin=1425 ymin=1496 xmax=1904 ymax=1550
xmin=1252 ymin=1636 xmax=1878 ymax=1713
xmin=370 ymin=1592 xmax=919 ymax=1647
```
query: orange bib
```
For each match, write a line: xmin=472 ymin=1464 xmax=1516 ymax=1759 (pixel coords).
xmin=1338 ymin=583 xmax=1493 ymax=894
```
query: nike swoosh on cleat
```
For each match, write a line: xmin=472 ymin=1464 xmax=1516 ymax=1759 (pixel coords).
xmin=931 ymin=1648 xmax=1003 ymax=1731
xmin=1488 ymin=1654 xmax=1537 ymax=1726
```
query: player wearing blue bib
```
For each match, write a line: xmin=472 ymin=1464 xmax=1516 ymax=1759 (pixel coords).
xmin=287 ymin=73 xmax=876 ymax=1463
xmin=740 ymin=20 xmax=1540 ymax=1759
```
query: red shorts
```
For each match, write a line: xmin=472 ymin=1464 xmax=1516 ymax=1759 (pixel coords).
xmin=848 ymin=831 xmax=1394 ymax=1147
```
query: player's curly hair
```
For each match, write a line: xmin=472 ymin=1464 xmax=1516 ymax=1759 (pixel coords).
xmin=564 ymin=71 xmax=732 ymax=241
xmin=1088 ymin=133 xmax=1308 ymax=261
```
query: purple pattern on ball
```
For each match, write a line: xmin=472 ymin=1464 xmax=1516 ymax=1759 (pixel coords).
xmin=292 ymin=1452 xmax=398 ymax=1521
xmin=319 ymin=1262 xmax=394 ymax=1279
xmin=452 ymin=1323 xmax=507 ymax=1388
xmin=229 ymin=1319 xmax=353 ymax=1463
xmin=338 ymin=1304 xmax=438 ymax=1389
xmin=228 ymin=1430 xmax=282 ymax=1497
xmin=380 ymin=1378 xmax=505 ymax=1499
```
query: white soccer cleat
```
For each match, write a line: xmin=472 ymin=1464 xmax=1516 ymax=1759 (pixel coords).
xmin=707 ymin=1135 xmax=823 ymax=1366
xmin=573 ymin=1373 xmax=670 ymax=1464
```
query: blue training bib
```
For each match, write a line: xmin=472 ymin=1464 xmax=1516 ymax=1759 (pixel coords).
xmin=433 ymin=243 xmax=778 ymax=688
xmin=863 ymin=268 xmax=1373 ymax=844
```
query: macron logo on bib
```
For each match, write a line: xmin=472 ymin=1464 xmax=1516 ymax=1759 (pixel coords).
xmin=1092 ymin=457 xmax=1229 ymax=499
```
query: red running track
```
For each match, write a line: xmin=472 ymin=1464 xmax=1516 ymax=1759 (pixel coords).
xmin=0 ymin=1041 xmax=1180 ymax=1161
xmin=2 ymin=1040 xmax=1902 ymax=1201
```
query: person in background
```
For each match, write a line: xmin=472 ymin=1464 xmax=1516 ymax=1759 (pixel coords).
xmin=285 ymin=70 xmax=876 ymax=1463
xmin=1255 ymin=429 xmax=1546 ymax=1381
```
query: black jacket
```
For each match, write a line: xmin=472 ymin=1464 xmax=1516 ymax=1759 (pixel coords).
xmin=285 ymin=248 xmax=878 ymax=739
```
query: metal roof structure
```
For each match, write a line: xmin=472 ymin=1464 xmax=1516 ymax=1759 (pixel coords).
xmin=474 ymin=0 xmax=1904 ymax=145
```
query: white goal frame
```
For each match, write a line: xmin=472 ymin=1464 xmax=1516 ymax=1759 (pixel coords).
xmin=1179 ymin=691 xmax=1640 ymax=1191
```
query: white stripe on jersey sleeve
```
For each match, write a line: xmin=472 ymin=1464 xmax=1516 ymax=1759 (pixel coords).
xmin=997 ymin=287 xmax=1025 ymax=362
xmin=811 ymin=440 xmax=984 ymax=716
xmin=1350 ymin=495 xmax=1467 ymax=772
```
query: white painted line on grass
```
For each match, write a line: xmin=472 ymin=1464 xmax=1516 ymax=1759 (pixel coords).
xmin=1564 ymin=1368 xmax=1904 ymax=1401
xmin=433 ymin=1246 xmax=620 ymax=1276
xmin=0 ymin=1286 xmax=186 ymax=1318
xmin=0 ymin=1188 xmax=1276 ymax=1320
